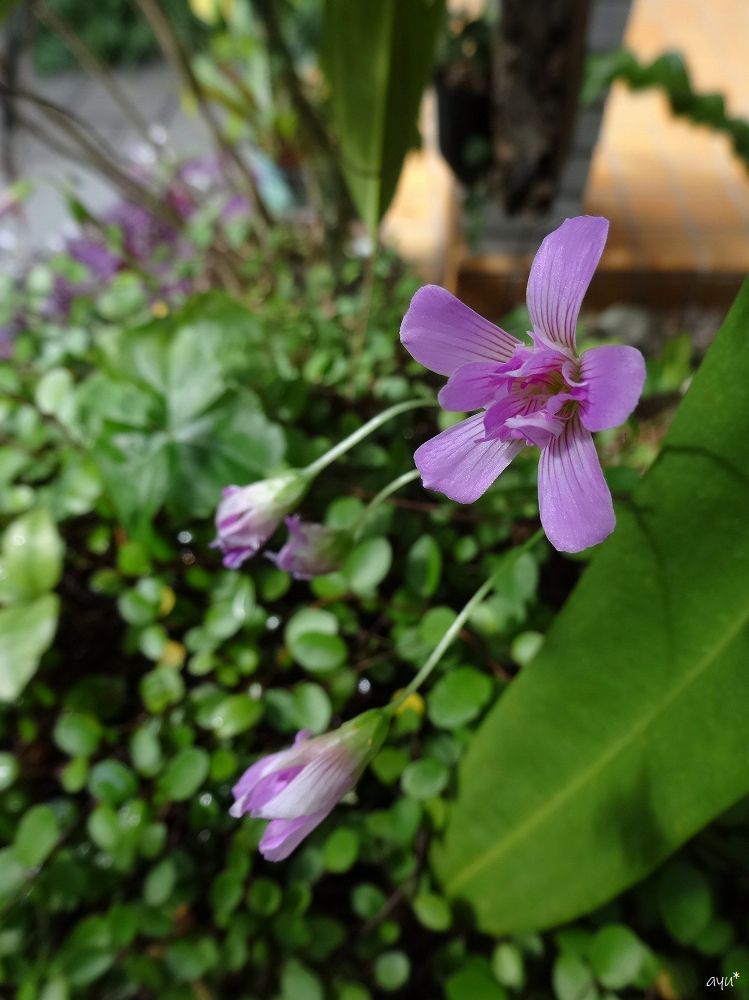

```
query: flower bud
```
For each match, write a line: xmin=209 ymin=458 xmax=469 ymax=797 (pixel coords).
xmin=268 ymin=516 xmax=350 ymax=580
xmin=212 ymin=471 xmax=308 ymax=569
xmin=231 ymin=709 xmax=389 ymax=861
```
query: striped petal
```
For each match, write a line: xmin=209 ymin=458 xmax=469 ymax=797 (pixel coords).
xmin=527 ymin=216 xmax=608 ymax=351
xmin=401 ymin=285 xmax=519 ymax=377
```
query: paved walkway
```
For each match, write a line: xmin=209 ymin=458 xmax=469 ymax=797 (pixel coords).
xmin=585 ymin=0 xmax=749 ymax=274
xmin=0 ymin=61 xmax=209 ymax=267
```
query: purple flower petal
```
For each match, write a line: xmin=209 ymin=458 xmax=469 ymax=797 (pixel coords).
xmin=400 ymin=285 xmax=519 ymax=377
xmin=527 ymin=216 xmax=608 ymax=351
xmin=438 ymin=362 xmax=504 ymax=412
xmin=579 ymin=345 xmax=646 ymax=432
xmin=244 ymin=766 xmax=305 ymax=813
xmin=415 ymin=413 xmax=522 ymax=504
xmin=537 ymin=415 xmax=615 ymax=552
xmin=503 ymin=409 xmax=566 ymax=449
xmin=252 ymin=751 xmax=354 ymax=820
xmin=259 ymin=809 xmax=332 ymax=862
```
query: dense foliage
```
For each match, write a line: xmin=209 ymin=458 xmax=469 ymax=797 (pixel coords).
xmin=1 ymin=204 xmax=748 ymax=997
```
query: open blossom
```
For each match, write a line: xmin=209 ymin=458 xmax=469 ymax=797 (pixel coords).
xmin=212 ymin=472 xmax=307 ymax=569
xmin=267 ymin=515 xmax=349 ymax=580
xmin=400 ymin=215 xmax=645 ymax=552
xmin=231 ymin=710 xmax=388 ymax=861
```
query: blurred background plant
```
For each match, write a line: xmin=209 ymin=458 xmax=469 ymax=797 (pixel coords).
xmin=1 ymin=0 xmax=749 ymax=998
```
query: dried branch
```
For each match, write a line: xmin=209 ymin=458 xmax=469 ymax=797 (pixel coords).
xmin=33 ymin=0 xmax=158 ymax=151
xmin=131 ymin=0 xmax=273 ymax=237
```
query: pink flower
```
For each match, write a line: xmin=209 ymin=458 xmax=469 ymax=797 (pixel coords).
xmin=267 ymin=516 xmax=349 ymax=580
xmin=231 ymin=711 xmax=388 ymax=861
xmin=400 ymin=216 xmax=645 ymax=552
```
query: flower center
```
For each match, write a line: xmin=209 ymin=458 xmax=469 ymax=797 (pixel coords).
xmin=484 ymin=347 xmax=584 ymax=448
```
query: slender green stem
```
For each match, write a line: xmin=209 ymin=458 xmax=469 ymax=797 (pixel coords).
xmin=302 ymin=399 xmax=435 ymax=479
xmin=390 ymin=527 xmax=545 ymax=710
xmin=354 ymin=468 xmax=421 ymax=539
xmin=351 ymin=243 xmax=379 ymax=369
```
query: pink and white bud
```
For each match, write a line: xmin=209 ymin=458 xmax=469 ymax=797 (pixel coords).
xmin=231 ymin=710 xmax=389 ymax=861
xmin=211 ymin=471 xmax=308 ymax=569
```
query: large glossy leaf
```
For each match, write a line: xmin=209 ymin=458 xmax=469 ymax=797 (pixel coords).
xmin=432 ymin=281 xmax=749 ymax=934
xmin=323 ymin=0 xmax=445 ymax=234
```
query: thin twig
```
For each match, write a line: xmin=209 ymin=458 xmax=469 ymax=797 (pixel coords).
xmin=131 ymin=0 xmax=273 ymax=237
xmin=33 ymin=0 xmax=158 ymax=150
xmin=4 ymin=85 xmax=182 ymax=229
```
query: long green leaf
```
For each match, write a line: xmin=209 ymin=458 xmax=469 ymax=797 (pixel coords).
xmin=323 ymin=0 xmax=445 ymax=234
xmin=432 ymin=281 xmax=749 ymax=934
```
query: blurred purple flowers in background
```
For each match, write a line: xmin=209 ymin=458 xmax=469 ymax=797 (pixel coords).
xmin=0 ymin=154 xmax=269 ymax=355
xmin=231 ymin=710 xmax=389 ymax=861
xmin=400 ymin=215 xmax=646 ymax=552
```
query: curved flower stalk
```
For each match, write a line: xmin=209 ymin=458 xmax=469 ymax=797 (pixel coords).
xmin=400 ymin=215 xmax=646 ymax=552
xmin=231 ymin=710 xmax=389 ymax=861
xmin=267 ymin=515 xmax=350 ymax=580
xmin=212 ymin=472 xmax=309 ymax=569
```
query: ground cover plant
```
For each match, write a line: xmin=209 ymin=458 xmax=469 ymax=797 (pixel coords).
xmin=2 ymin=1 xmax=749 ymax=998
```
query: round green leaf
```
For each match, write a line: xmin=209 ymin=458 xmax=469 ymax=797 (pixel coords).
xmin=144 ymin=857 xmax=177 ymax=906
xmin=158 ymin=747 xmax=209 ymax=801
xmin=371 ymin=747 xmax=409 ymax=785
xmin=406 ymin=535 xmax=442 ymax=597
xmin=248 ymin=877 xmax=282 ymax=915
xmin=290 ymin=632 xmax=347 ymax=673
xmin=322 ymin=828 xmax=359 ymax=873
xmin=88 ymin=760 xmax=138 ymax=806
xmin=129 ymin=726 xmax=163 ymax=777
xmin=280 ymin=958 xmax=324 ymax=1000
xmin=589 ymin=925 xmax=646 ymax=989
xmin=657 ymin=861 xmax=713 ymax=945
xmin=427 ymin=667 xmax=493 ymax=729
xmin=285 ymin=608 xmax=339 ymax=645
xmin=87 ymin=805 xmax=121 ymax=853
xmin=0 ymin=507 xmax=63 ymax=603
xmin=401 ymin=757 xmax=449 ymax=800
xmin=343 ymin=537 xmax=392 ymax=595
xmin=14 ymin=805 xmax=60 ymax=867
xmin=511 ymin=631 xmax=545 ymax=666
xmin=197 ymin=693 xmax=263 ymax=738
xmin=0 ymin=752 xmax=19 ymax=791
xmin=491 ymin=942 xmax=525 ymax=990
xmin=446 ymin=958 xmax=508 ymax=1000
xmin=139 ymin=666 xmax=185 ymax=714
xmin=552 ymin=954 xmax=596 ymax=1000
xmin=351 ymin=882 xmax=386 ymax=919
xmin=419 ymin=606 xmax=457 ymax=647
xmin=374 ymin=951 xmax=410 ymax=992
xmin=292 ymin=683 xmax=332 ymax=734
xmin=53 ymin=713 xmax=102 ymax=758
xmin=413 ymin=892 xmax=452 ymax=931
xmin=0 ymin=847 xmax=25 ymax=899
